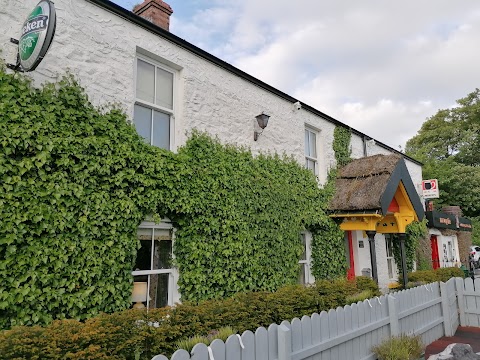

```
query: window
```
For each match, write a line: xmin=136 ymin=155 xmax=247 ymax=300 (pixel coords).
xmin=134 ymin=57 xmax=175 ymax=150
xmin=305 ymin=128 xmax=318 ymax=175
xmin=385 ymin=234 xmax=396 ymax=279
xmin=298 ymin=233 xmax=313 ymax=284
xmin=132 ymin=225 xmax=174 ymax=308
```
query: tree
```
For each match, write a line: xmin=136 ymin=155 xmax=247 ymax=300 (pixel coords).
xmin=405 ymin=88 xmax=480 ymax=244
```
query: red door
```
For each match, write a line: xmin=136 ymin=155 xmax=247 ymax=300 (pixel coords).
xmin=431 ymin=235 xmax=440 ymax=270
xmin=346 ymin=231 xmax=355 ymax=279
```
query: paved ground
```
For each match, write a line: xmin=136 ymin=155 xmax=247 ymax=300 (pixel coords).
xmin=425 ymin=327 xmax=480 ymax=358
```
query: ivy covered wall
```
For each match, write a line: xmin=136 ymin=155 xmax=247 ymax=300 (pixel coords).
xmin=0 ymin=67 xmax=349 ymax=328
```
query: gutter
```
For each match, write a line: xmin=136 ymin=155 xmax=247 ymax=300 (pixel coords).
xmin=87 ymin=0 xmax=422 ymax=166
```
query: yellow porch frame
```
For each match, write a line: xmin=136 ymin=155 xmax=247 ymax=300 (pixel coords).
xmin=330 ymin=182 xmax=418 ymax=234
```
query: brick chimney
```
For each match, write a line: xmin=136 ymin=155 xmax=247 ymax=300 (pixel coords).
xmin=133 ymin=0 xmax=173 ymax=31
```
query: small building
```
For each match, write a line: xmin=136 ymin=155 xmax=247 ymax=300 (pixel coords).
xmin=425 ymin=206 xmax=473 ymax=269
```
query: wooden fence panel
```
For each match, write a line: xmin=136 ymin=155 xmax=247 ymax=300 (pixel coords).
xmin=463 ymin=277 xmax=480 ymax=327
xmin=241 ymin=331 xmax=255 ymax=360
xmin=190 ymin=343 xmax=208 ymax=360
xmin=225 ymin=334 xmax=241 ymax=360
xmin=268 ymin=323 xmax=278 ymax=360
xmin=152 ymin=279 xmax=480 ymax=360
xmin=169 ymin=350 xmax=190 ymax=360
xmin=255 ymin=327 xmax=268 ymax=360
xmin=210 ymin=338 xmax=225 ymax=360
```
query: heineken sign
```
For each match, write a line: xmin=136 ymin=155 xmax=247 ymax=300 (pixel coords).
xmin=18 ymin=0 xmax=56 ymax=72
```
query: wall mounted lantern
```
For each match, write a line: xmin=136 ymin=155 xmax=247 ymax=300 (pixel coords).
xmin=254 ymin=113 xmax=270 ymax=141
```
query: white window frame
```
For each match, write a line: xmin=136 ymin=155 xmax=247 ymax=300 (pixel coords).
xmin=134 ymin=55 xmax=176 ymax=150
xmin=132 ymin=220 xmax=178 ymax=308
xmin=299 ymin=232 xmax=314 ymax=284
xmin=305 ymin=127 xmax=319 ymax=176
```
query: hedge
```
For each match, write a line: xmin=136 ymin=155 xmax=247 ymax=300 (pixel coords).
xmin=402 ymin=267 xmax=465 ymax=287
xmin=0 ymin=277 xmax=379 ymax=360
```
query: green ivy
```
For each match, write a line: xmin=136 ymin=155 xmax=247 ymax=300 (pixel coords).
xmin=169 ymin=134 xmax=331 ymax=301
xmin=309 ymin=126 xmax=352 ymax=280
xmin=1 ymin=66 xmax=348 ymax=327
xmin=392 ymin=220 xmax=428 ymax=274
xmin=333 ymin=126 xmax=352 ymax=167
xmin=0 ymin=67 xmax=171 ymax=329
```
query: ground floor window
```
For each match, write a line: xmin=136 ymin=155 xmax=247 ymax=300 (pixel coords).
xmin=298 ymin=233 xmax=314 ymax=284
xmin=385 ymin=234 xmax=396 ymax=279
xmin=131 ymin=223 xmax=174 ymax=309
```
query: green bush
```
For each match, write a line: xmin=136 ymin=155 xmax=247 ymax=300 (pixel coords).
xmin=0 ymin=277 xmax=378 ymax=359
xmin=372 ymin=334 xmax=424 ymax=360
xmin=355 ymin=276 xmax=382 ymax=296
xmin=402 ymin=267 xmax=465 ymax=286
xmin=435 ymin=267 xmax=465 ymax=281
xmin=175 ymin=326 xmax=237 ymax=352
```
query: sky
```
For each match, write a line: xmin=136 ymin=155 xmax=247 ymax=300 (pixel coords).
xmin=112 ymin=0 xmax=480 ymax=149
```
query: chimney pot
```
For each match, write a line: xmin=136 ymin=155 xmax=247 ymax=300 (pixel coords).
xmin=133 ymin=0 xmax=173 ymax=31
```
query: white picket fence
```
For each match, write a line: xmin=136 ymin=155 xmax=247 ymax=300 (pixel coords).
xmin=457 ymin=277 xmax=480 ymax=327
xmin=151 ymin=277 xmax=480 ymax=360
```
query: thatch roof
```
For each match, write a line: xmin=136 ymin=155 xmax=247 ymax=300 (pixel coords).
xmin=329 ymin=154 xmax=404 ymax=213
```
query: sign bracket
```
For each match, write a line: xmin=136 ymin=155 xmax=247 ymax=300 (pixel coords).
xmin=6 ymin=38 xmax=25 ymax=72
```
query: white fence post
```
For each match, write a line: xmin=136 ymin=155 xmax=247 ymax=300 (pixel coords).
xmin=440 ymin=281 xmax=453 ymax=337
xmin=455 ymin=277 xmax=466 ymax=326
xmin=278 ymin=324 xmax=291 ymax=360
xmin=388 ymin=294 xmax=399 ymax=337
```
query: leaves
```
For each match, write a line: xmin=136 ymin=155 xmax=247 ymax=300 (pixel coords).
xmin=0 ymin=63 xmax=348 ymax=329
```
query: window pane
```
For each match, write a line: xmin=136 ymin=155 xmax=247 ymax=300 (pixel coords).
xmin=134 ymin=105 xmax=152 ymax=144
xmin=137 ymin=59 xmax=155 ymax=103
xmin=309 ymin=131 xmax=317 ymax=158
xmin=152 ymin=110 xmax=170 ymax=149
xmin=153 ymin=239 xmax=172 ymax=270
xmin=135 ymin=229 xmax=153 ymax=271
xmin=298 ymin=264 xmax=306 ymax=285
xmin=300 ymin=234 xmax=307 ymax=261
xmin=156 ymin=67 xmax=174 ymax=109
xmin=150 ymin=273 xmax=169 ymax=308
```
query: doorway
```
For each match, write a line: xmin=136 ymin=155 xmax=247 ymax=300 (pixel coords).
xmin=430 ymin=235 xmax=440 ymax=270
xmin=345 ymin=231 xmax=355 ymax=279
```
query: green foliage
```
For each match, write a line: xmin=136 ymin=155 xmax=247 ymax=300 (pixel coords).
xmin=169 ymin=132 xmax=333 ymax=301
xmin=402 ymin=267 xmax=464 ymax=286
xmin=392 ymin=220 xmax=428 ymax=275
xmin=333 ymin=126 xmax=352 ymax=167
xmin=0 ymin=278 xmax=377 ymax=359
xmin=346 ymin=290 xmax=376 ymax=305
xmin=309 ymin=126 xmax=352 ymax=280
xmin=372 ymin=334 xmax=424 ymax=360
xmin=175 ymin=326 xmax=237 ymax=352
xmin=405 ymin=89 xmax=480 ymax=246
xmin=0 ymin=67 xmax=168 ymax=329
xmin=1 ymin=66 xmax=348 ymax=327
xmin=355 ymin=275 xmax=382 ymax=296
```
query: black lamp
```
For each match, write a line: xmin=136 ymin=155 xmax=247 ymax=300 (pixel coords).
xmin=254 ymin=113 xmax=270 ymax=141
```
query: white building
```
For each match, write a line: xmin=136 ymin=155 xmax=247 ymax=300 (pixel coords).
xmin=1 ymin=0 xmax=426 ymax=304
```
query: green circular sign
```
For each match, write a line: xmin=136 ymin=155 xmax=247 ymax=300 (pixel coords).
xmin=19 ymin=0 xmax=56 ymax=72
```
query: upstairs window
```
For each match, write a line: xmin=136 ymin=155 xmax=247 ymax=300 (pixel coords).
xmin=305 ymin=128 xmax=318 ymax=175
xmin=134 ymin=57 xmax=175 ymax=150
